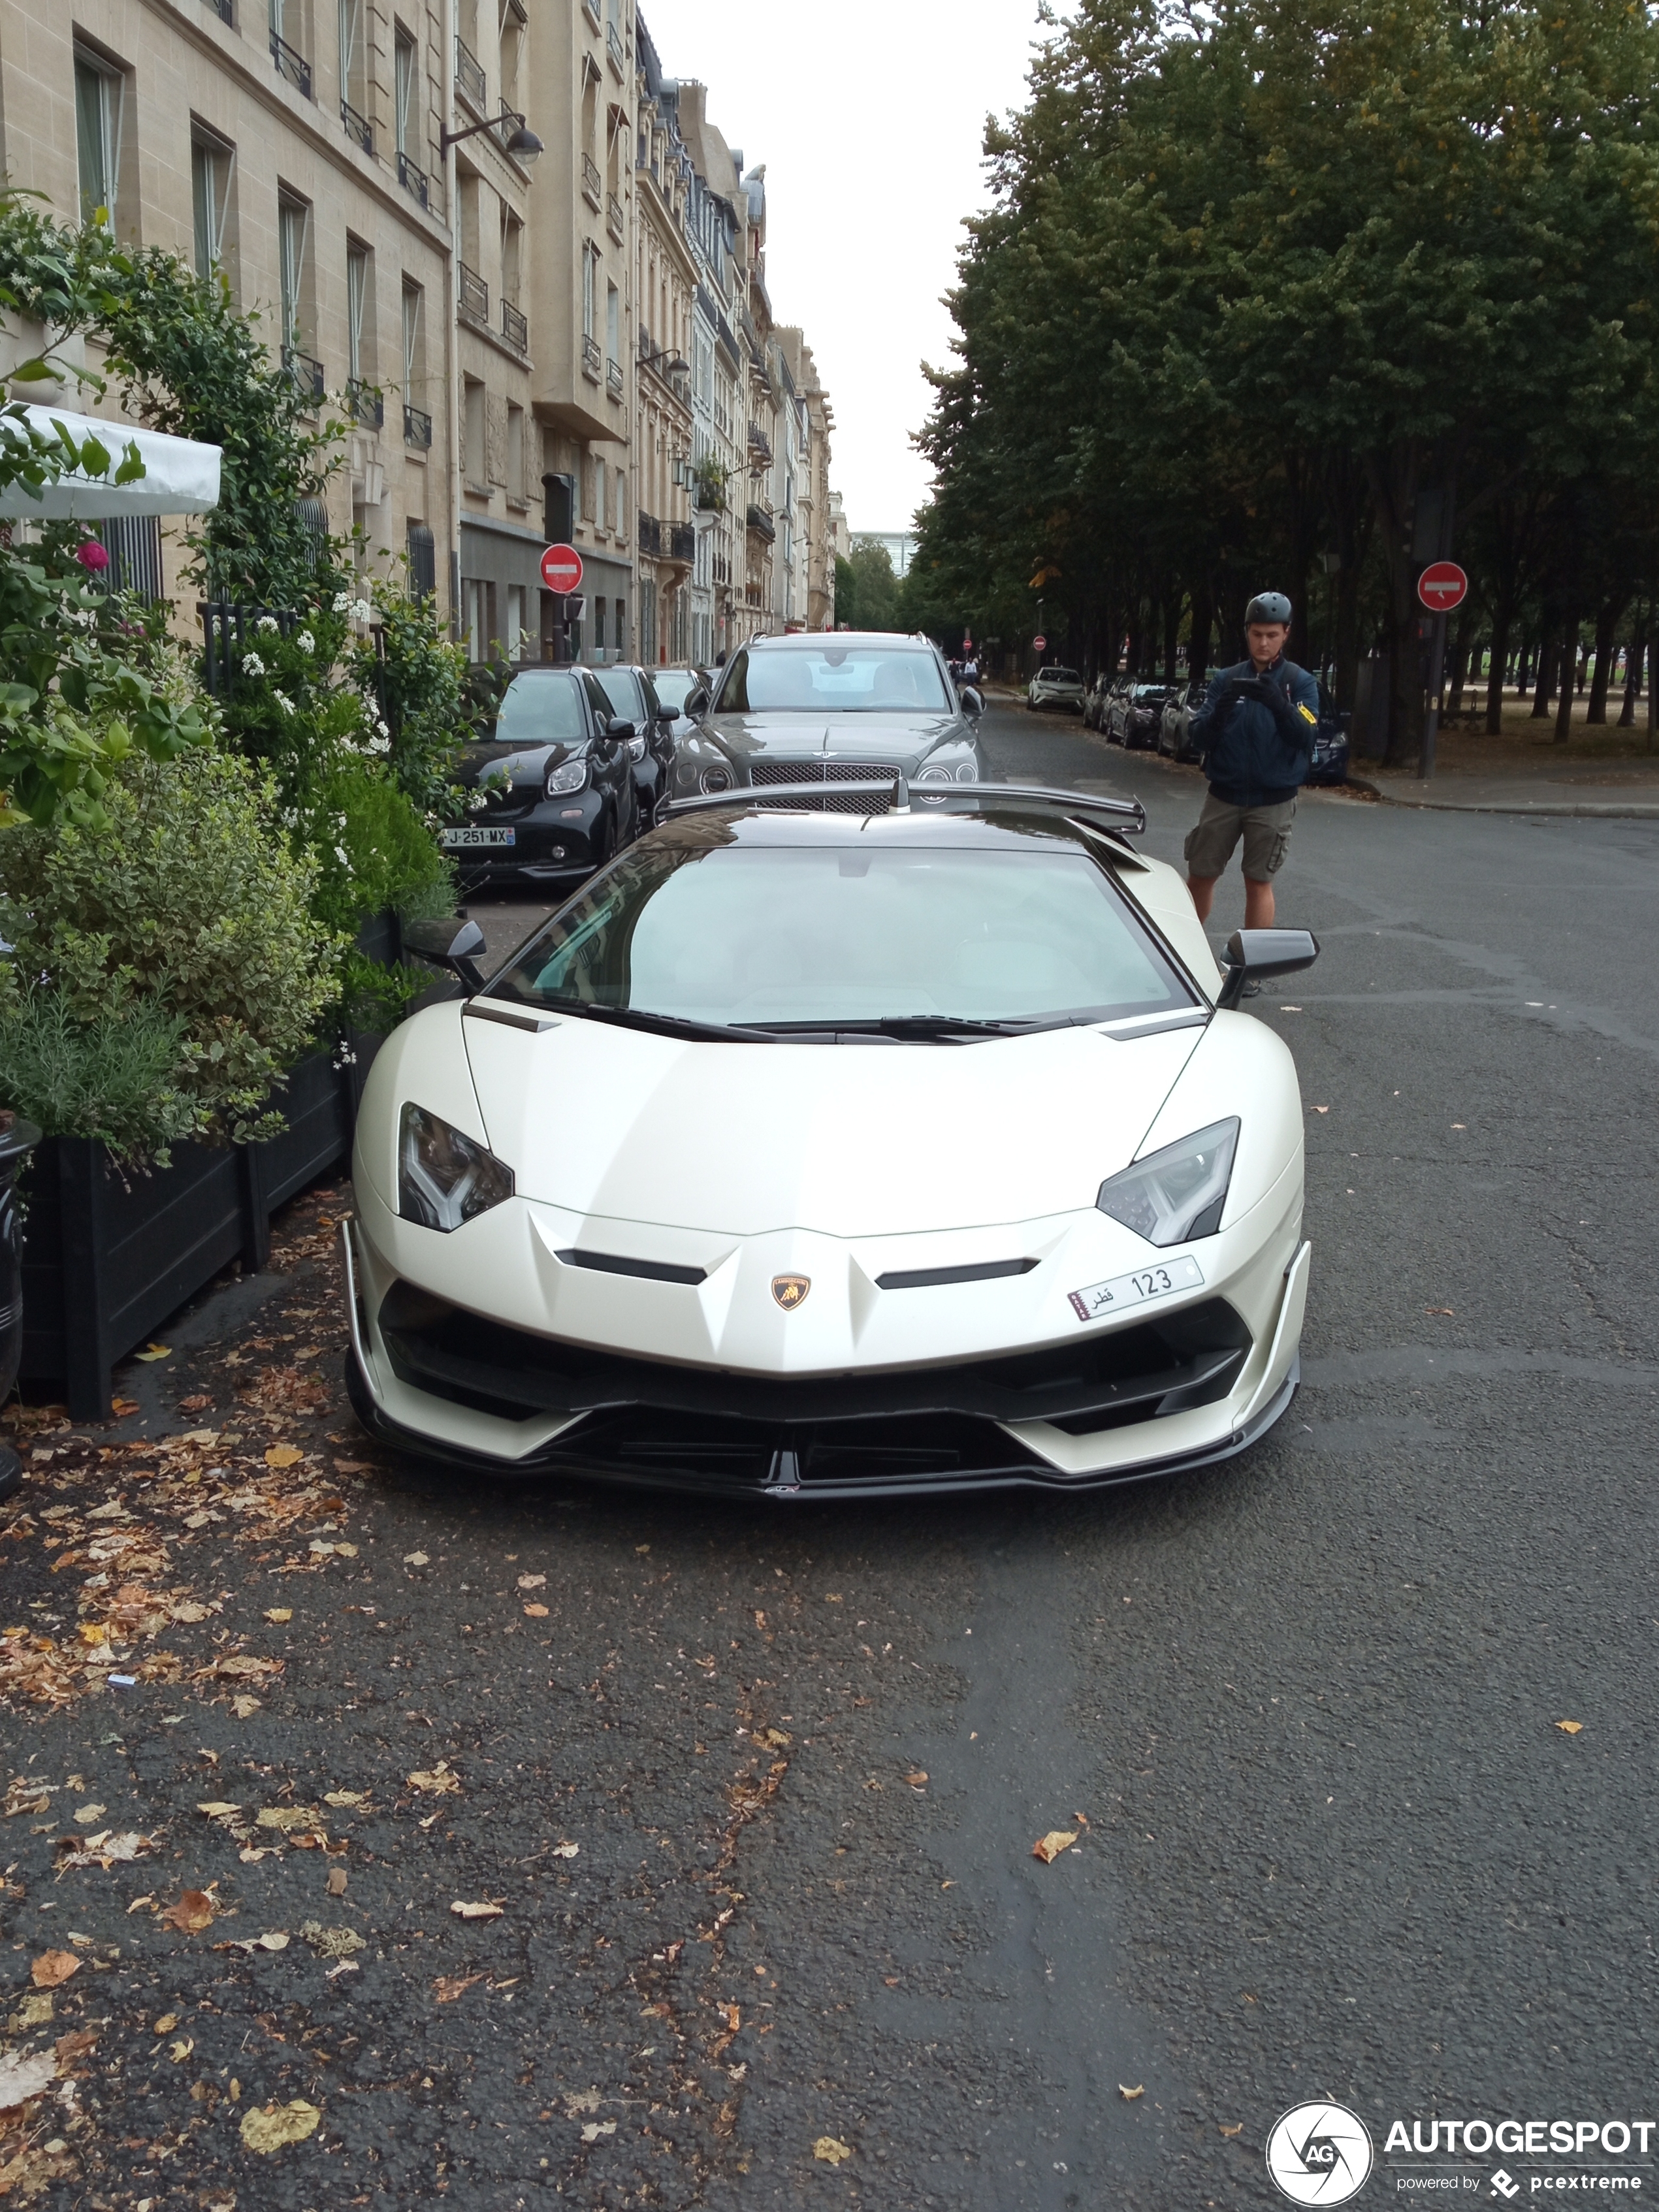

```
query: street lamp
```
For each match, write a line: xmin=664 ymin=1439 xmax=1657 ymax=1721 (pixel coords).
xmin=440 ymin=112 xmax=543 ymax=163
xmin=639 ymin=343 xmax=690 ymax=377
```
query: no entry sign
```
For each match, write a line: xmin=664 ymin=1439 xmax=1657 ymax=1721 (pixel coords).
xmin=1417 ymin=561 xmax=1468 ymax=612
xmin=1033 ymin=633 xmax=1047 ymax=652
xmin=540 ymin=542 xmax=583 ymax=595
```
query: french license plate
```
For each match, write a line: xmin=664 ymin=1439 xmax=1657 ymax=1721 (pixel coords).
xmin=1068 ymin=1254 xmax=1204 ymax=1323
xmin=441 ymin=825 xmax=516 ymax=847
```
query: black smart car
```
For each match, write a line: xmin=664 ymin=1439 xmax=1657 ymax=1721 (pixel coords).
xmin=590 ymin=664 xmax=679 ymax=830
xmin=442 ymin=666 xmax=640 ymax=888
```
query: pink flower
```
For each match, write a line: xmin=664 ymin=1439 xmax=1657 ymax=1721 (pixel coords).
xmin=74 ymin=540 xmax=110 ymax=573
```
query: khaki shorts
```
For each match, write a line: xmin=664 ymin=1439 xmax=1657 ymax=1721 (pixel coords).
xmin=1184 ymin=792 xmax=1297 ymax=882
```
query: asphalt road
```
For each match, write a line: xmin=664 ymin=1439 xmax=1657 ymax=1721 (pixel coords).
xmin=4 ymin=701 xmax=1656 ymax=2209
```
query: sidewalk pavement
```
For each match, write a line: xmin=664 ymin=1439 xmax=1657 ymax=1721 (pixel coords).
xmin=1359 ymin=756 xmax=1659 ymax=819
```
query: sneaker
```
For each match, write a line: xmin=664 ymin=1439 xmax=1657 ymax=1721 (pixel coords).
xmin=1241 ymin=981 xmax=1262 ymax=999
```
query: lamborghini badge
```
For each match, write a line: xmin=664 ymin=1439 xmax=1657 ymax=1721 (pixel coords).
xmin=771 ymin=1275 xmax=811 ymax=1311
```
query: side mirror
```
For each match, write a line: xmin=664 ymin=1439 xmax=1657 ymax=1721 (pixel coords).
xmin=960 ymin=686 xmax=984 ymax=718
xmin=685 ymin=687 xmax=709 ymax=718
xmin=605 ymin=716 xmax=638 ymax=745
xmin=656 ymin=702 xmax=678 ymax=725
xmin=1216 ymin=927 xmax=1319 ymax=1010
xmin=403 ymin=915 xmax=489 ymax=994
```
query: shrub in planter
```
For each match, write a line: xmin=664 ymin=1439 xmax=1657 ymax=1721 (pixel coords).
xmin=0 ymin=989 xmax=200 ymax=1160
xmin=0 ymin=747 xmax=341 ymax=1160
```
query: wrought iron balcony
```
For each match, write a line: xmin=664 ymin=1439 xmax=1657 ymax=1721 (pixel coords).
xmin=636 ymin=512 xmax=662 ymax=557
xmin=748 ymin=419 xmax=772 ymax=461
xmin=404 ymin=404 xmax=433 ymax=449
xmin=607 ymin=191 xmax=624 ymax=244
xmin=582 ymin=332 xmax=602 ymax=381
xmin=341 ymin=100 xmax=372 ymax=155
xmin=347 ymin=378 xmax=384 ymax=429
xmin=398 ymin=151 xmax=431 ymax=210
xmin=669 ymin=522 xmax=696 ymax=564
xmin=455 ymin=35 xmax=486 ymax=108
xmin=208 ymin=0 xmax=233 ymax=24
xmin=582 ymin=153 xmax=602 ymax=210
xmin=281 ymin=347 xmax=325 ymax=402
xmin=270 ymin=29 xmax=312 ymax=99
xmin=745 ymin=503 xmax=775 ymax=543
xmin=606 ymin=356 xmax=624 ymax=398
xmin=502 ymin=298 xmax=528 ymax=353
xmin=458 ymin=261 xmax=489 ymax=323
xmin=582 ymin=0 xmax=601 ymax=27
xmin=606 ymin=19 xmax=625 ymax=74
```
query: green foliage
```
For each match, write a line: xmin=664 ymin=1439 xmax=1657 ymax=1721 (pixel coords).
xmin=340 ymin=950 xmax=436 ymax=1036
xmin=351 ymin=573 xmax=472 ymax=814
xmin=843 ymin=542 xmax=900 ymax=632
xmin=302 ymin=758 xmax=453 ymax=937
xmin=0 ymin=988 xmax=201 ymax=1162
xmin=0 ymin=749 xmax=342 ymax=1156
xmin=833 ymin=554 xmax=857 ymax=629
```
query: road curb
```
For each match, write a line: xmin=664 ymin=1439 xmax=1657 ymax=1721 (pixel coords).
xmin=1370 ymin=790 xmax=1659 ymax=820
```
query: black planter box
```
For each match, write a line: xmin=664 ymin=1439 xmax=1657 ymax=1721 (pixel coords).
xmin=20 ymin=1032 xmax=384 ymax=1422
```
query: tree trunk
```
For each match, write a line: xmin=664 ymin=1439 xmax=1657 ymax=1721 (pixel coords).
xmin=1619 ymin=613 xmax=1644 ymax=728
xmin=1530 ymin=622 xmax=1558 ymax=719
xmin=1517 ymin=630 xmax=1533 ymax=696
xmin=1484 ymin=593 xmax=1513 ymax=735
xmin=1446 ymin=603 xmax=1473 ymax=716
xmin=1362 ymin=443 xmax=1426 ymax=769
xmin=1586 ymin=600 xmax=1621 ymax=724
xmin=1553 ymin=611 xmax=1579 ymax=742
xmin=1163 ymin=587 xmax=1181 ymax=682
xmin=1187 ymin=570 xmax=1214 ymax=685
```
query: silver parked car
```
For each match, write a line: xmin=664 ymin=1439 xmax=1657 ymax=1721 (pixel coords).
xmin=1027 ymin=665 xmax=1086 ymax=714
xmin=668 ymin=633 xmax=986 ymax=810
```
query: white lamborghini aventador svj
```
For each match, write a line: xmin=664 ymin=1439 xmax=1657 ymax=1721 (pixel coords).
xmin=342 ymin=782 xmax=1317 ymax=1498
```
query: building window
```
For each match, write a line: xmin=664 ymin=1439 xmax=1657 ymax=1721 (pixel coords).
xmin=190 ymin=128 xmax=235 ymax=282
xmin=594 ymin=596 xmax=606 ymax=656
xmin=74 ymin=49 xmax=125 ymax=225
xmin=605 ymin=282 xmax=619 ymax=375
xmin=402 ymin=279 xmax=424 ymax=396
xmin=278 ymin=191 xmax=312 ymax=355
xmin=595 ymin=456 xmax=607 ymax=533
xmin=394 ymin=25 xmax=417 ymax=155
xmin=463 ymin=577 xmax=486 ymax=662
xmin=639 ymin=578 xmax=656 ymax=667
xmin=580 ymin=448 xmax=596 ymax=522
xmin=346 ymin=240 xmax=370 ymax=384
xmin=407 ymin=519 xmax=436 ymax=597
xmin=463 ymin=378 xmax=487 ymax=488
xmin=582 ymin=242 xmax=596 ymax=340
xmin=506 ymin=403 xmax=525 ymax=504
xmin=506 ymin=581 xmax=526 ymax=661
xmin=613 ymin=466 xmax=627 ymax=543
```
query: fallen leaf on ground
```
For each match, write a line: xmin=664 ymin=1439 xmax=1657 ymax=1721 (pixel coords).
xmin=178 ymin=1395 xmax=211 ymax=1413
xmin=0 ymin=2050 xmax=57 ymax=2109
xmin=758 ymin=1727 xmax=792 ymax=1749
xmin=905 ymin=1770 xmax=928 ymax=1788
xmin=516 ymin=1573 xmax=545 ymax=1590
xmin=231 ymin=1695 xmax=262 ymax=1718
xmin=1220 ymin=2123 xmax=1243 ymax=2138
xmin=403 ymin=1550 xmax=429 ymax=1567
xmin=265 ymin=1609 xmax=293 ymax=1624
xmin=72 ymin=1803 xmax=107 ymax=1824
xmin=257 ymin=1806 xmax=320 ymax=1831
xmin=240 ymin=2098 xmax=321 ymax=2152
xmin=170 ymin=1601 xmax=210 ymax=1623
xmin=210 ymin=1656 xmax=280 ymax=1680
xmin=551 ymin=1840 xmax=579 ymax=1859
xmin=224 ymin=1931 xmax=289 ymax=1953
xmin=30 ymin=1950 xmax=80 ymax=1989
xmin=169 ymin=2037 xmax=194 ymax=2062
xmin=1556 ymin=1720 xmax=1583 ymax=1735
xmin=1119 ymin=2083 xmax=1144 ymax=2100
xmin=153 ymin=2013 xmax=179 ymax=2034
xmin=161 ymin=1890 xmax=216 ymax=1934
xmin=523 ymin=1603 xmax=549 ymax=1618
xmin=1426 ymin=1307 xmax=1455 ymax=1317
xmin=1311 ymin=1105 xmax=1329 ymax=1114
xmin=264 ymin=1445 xmax=304 ymax=1469
xmin=451 ymin=1900 xmax=504 ymax=1920
xmin=582 ymin=2120 xmax=618 ymax=2142
xmin=564 ymin=2089 xmax=602 ymax=2115
xmin=12 ymin=1995 xmax=53 ymax=2027
xmin=323 ymin=1790 xmax=365 ymax=1808
xmin=111 ymin=1397 xmax=140 ymax=1416
xmin=326 ymin=1868 xmax=348 ymax=1897
xmin=197 ymin=1801 xmax=242 ymax=1819
xmin=1032 ymin=1830 xmax=1077 ymax=1864
xmin=299 ymin=1922 xmax=364 ymax=1958
xmin=813 ymin=2136 xmax=853 ymax=2165
xmin=408 ymin=1763 xmax=460 ymax=1794
xmin=434 ymin=1974 xmax=485 ymax=2004
xmin=134 ymin=1343 xmax=172 ymax=1362
xmin=718 ymin=2004 xmax=741 ymax=2031
xmin=54 ymin=2028 xmax=97 ymax=2066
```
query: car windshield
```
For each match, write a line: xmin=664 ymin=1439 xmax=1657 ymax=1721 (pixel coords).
xmin=490 ymin=843 xmax=1192 ymax=1033
xmin=715 ymin=646 xmax=952 ymax=714
xmin=492 ymin=674 xmax=589 ymax=745
xmin=594 ymin=669 xmax=648 ymax=720
xmin=1040 ymin=668 xmax=1080 ymax=683
xmin=653 ymin=669 xmax=701 ymax=711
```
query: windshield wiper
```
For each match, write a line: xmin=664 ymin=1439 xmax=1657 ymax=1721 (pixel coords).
xmin=756 ymin=1014 xmax=1039 ymax=1040
xmin=545 ymin=1001 xmax=777 ymax=1043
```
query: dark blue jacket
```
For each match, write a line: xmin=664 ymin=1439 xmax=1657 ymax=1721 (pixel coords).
xmin=1187 ymin=656 xmax=1320 ymax=807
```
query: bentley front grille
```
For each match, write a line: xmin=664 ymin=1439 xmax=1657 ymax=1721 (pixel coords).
xmin=746 ymin=759 xmax=905 ymax=814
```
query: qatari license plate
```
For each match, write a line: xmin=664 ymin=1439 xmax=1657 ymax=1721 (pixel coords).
xmin=1067 ymin=1253 xmax=1204 ymax=1323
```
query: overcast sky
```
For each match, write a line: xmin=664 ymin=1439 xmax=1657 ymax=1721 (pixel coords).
xmin=637 ymin=0 xmax=1049 ymax=536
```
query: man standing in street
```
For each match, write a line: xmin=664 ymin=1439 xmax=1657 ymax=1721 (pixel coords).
xmin=1183 ymin=592 xmax=1319 ymax=928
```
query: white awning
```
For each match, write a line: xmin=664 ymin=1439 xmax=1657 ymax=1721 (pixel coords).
xmin=0 ymin=404 xmax=222 ymax=519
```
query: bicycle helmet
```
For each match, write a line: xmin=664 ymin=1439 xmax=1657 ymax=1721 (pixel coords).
xmin=1245 ymin=592 xmax=1293 ymax=626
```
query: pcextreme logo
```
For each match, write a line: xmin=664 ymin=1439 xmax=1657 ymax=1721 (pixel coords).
xmin=1267 ymin=2102 xmax=1376 ymax=2204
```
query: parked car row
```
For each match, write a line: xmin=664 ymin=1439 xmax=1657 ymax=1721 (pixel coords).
xmin=446 ymin=633 xmax=988 ymax=891
xmin=1080 ymin=670 xmax=1351 ymax=782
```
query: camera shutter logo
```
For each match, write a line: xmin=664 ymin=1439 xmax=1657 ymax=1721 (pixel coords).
xmin=1265 ymin=2102 xmax=1374 ymax=2205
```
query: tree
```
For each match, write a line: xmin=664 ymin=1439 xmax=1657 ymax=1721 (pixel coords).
xmin=845 ymin=541 xmax=900 ymax=632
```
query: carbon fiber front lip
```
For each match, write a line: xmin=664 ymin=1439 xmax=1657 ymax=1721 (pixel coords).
xmin=344 ymin=1341 xmax=1298 ymax=1501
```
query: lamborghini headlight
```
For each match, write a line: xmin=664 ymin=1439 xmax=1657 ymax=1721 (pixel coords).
xmin=543 ymin=756 xmax=587 ymax=798
xmin=398 ymin=1104 xmax=515 ymax=1231
xmin=1097 ymin=1119 xmax=1239 ymax=1247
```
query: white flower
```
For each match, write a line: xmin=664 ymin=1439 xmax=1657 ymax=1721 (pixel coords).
xmin=272 ymin=688 xmax=296 ymax=714
xmin=256 ymin=614 xmax=280 ymax=633
xmin=295 ymin=628 xmax=315 ymax=654
xmin=334 ymin=844 xmax=351 ymax=869
xmin=240 ymin=651 xmax=266 ymax=677
xmin=366 ymin=733 xmax=391 ymax=754
xmin=332 ymin=590 xmax=351 ymax=613
xmin=468 ymin=790 xmax=490 ymax=812
xmin=352 ymin=598 xmax=372 ymax=624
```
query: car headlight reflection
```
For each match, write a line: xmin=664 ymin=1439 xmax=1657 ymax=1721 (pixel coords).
xmin=544 ymin=756 xmax=587 ymax=798
xmin=398 ymin=1104 xmax=515 ymax=1232
xmin=1096 ymin=1118 xmax=1239 ymax=1246
xmin=700 ymin=762 xmax=733 ymax=793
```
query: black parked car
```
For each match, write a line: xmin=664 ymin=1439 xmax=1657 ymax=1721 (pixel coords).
xmin=1157 ymin=675 xmax=1211 ymax=763
xmin=442 ymin=666 xmax=640 ymax=888
xmin=1306 ymin=681 xmax=1352 ymax=785
xmin=592 ymin=664 xmax=679 ymax=829
xmin=1107 ymin=681 xmax=1176 ymax=750
xmin=1082 ymin=674 xmax=1118 ymax=731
